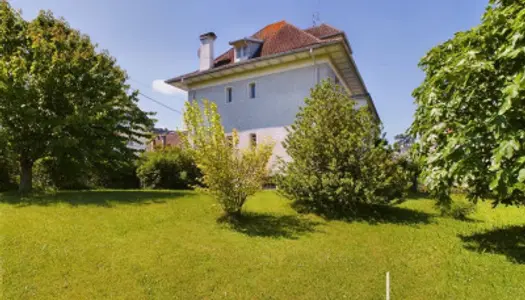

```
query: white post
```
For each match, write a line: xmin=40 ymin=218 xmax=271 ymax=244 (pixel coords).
xmin=386 ymin=271 xmax=390 ymax=300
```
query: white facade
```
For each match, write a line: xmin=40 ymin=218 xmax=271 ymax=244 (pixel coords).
xmin=187 ymin=60 xmax=366 ymax=168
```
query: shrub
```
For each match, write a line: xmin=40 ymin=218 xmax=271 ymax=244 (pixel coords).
xmin=32 ymin=154 xmax=141 ymax=191
xmin=137 ymin=146 xmax=200 ymax=190
xmin=277 ymin=80 xmax=411 ymax=216
xmin=184 ymin=100 xmax=274 ymax=216
xmin=441 ymin=201 xmax=477 ymax=220
xmin=33 ymin=156 xmax=92 ymax=190
xmin=92 ymin=160 xmax=140 ymax=189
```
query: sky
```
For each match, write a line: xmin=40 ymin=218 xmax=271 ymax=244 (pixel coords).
xmin=10 ymin=0 xmax=488 ymax=141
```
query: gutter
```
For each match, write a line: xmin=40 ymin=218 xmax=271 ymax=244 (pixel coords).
xmin=309 ymin=48 xmax=319 ymax=83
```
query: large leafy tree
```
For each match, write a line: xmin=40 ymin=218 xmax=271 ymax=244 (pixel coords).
xmin=278 ymin=80 xmax=411 ymax=216
xmin=410 ymin=0 xmax=525 ymax=207
xmin=0 ymin=2 xmax=153 ymax=192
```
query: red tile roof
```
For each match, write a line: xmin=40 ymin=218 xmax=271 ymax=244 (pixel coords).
xmin=304 ymin=24 xmax=343 ymax=39
xmin=213 ymin=21 xmax=342 ymax=68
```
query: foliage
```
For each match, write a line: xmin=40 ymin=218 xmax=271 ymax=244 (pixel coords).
xmin=31 ymin=154 xmax=140 ymax=190
xmin=93 ymin=160 xmax=141 ymax=189
xmin=183 ymin=100 xmax=274 ymax=216
xmin=410 ymin=0 xmax=525 ymax=207
xmin=0 ymin=2 xmax=154 ymax=192
xmin=393 ymin=133 xmax=421 ymax=193
xmin=393 ymin=133 xmax=415 ymax=154
xmin=136 ymin=146 xmax=200 ymax=189
xmin=0 ymin=130 xmax=17 ymax=191
xmin=278 ymin=80 xmax=411 ymax=216
xmin=444 ymin=201 xmax=478 ymax=220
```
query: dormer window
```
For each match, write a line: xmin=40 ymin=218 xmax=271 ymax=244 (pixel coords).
xmin=229 ymin=37 xmax=263 ymax=62
xmin=235 ymin=45 xmax=249 ymax=60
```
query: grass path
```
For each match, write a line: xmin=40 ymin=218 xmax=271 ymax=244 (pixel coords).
xmin=1 ymin=190 xmax=524 ymax=299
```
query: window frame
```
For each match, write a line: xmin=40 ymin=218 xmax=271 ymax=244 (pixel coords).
xmin=248 ymin=82 xmax=256 ymax=99
xmin=225 ymin=86 xmax=233 ymax=103
xmin=249 ymin=133 xmax=257 ymax=148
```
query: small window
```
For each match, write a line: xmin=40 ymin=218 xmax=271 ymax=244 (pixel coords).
xmin=249 ymin=133 xmax=257 ymax=147
xmin=226 ymin=87 xmax=233 ymax=103
xmin=249 ymin=82 xmax=256 ymax=99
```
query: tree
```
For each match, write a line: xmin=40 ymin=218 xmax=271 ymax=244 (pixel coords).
xmin=0 ymin=2 xmax=153 ymax=192
xmin=0 ymin=129 xmax=17 ymax=191
xmin=183 ymin=100 xmax=274 ymax=216
xmin=393 ymin=133 xmax=415 ymax=154
xmin=278 ymin=80 xmax=411 ymax=216
xmin=410 ymin=0 xmax=525 ymax=208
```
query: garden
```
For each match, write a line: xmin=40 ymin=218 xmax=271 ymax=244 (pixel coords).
xmin=1 ymin=1 xmax=525 ymax=299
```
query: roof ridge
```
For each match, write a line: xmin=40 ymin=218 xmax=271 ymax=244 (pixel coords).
xmin=286 ymin=23 xmax=322 ymax=42
xmin=251 ymin=20 xmax=288 ymax=40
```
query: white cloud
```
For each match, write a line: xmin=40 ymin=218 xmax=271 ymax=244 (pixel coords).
xmin=152 ymin=79 xmax=186 ymax=96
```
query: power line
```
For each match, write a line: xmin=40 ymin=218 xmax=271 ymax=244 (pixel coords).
xmin=127 ymin=77 xmax=183 ymax=115
xmin=138 ymin=92 xmax=182 ymax=114
xmin=129 ymin=78 xmax=151 ymax=90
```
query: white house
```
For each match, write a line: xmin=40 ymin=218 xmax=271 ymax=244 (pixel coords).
xmin=166 ymin=21 xmax=379 ymax=167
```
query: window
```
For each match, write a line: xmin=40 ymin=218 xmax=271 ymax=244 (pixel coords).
xmin=249 ymin=82 xmax=256 ymax=99
xmin=249 ymin=133 xmax=257 ymax=147
xmin=226 ymin=87 xmax=233 ymax=103
xmin=236 ymin=45 xmax=249 ymax=59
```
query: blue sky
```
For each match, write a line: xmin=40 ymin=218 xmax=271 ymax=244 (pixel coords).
xmin=11 ymin=0 xmax=488 ymax=140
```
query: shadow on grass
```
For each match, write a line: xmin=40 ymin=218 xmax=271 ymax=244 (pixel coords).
xmin=292 ymin=202 xmax=435 ymax=225
xmin=0 ymin=190 xmax=191 ymax=207
xmin=459 ymin=225 xmax=525 ymax=264
xmin=217 ymin=212 xmax=322 ymax=239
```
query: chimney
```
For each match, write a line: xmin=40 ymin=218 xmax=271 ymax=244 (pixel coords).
xmin=198 ymin=32 xmax=217 ymax=71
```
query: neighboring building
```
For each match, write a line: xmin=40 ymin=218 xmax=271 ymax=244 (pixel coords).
xmin=147 ymin=128 xmax=184 ymax=151
xmin=165 ymin=21 xmax=379 ymax=168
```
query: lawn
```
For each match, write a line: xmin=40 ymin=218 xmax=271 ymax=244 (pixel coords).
xmin=1 ymin=190 xmax=524 ymax=299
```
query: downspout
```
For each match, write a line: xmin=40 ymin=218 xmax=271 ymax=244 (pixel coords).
xmin=310 ymin=48 xmax=319 ymax=83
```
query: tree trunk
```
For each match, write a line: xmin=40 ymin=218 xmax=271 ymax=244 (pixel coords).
xmin=19 ymin=158 xmax=33 ymax=194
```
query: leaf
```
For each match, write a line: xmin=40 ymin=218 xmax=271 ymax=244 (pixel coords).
xmin=518 ymin=169 xmax=525 ymax=183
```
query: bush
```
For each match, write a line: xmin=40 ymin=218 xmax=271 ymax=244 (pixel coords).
xmin=184 ymin=100 xmax=274 ymax=216
xmin=93 ymin=161 xmax=140 ymax=189
xmin=33 ymin=156 xmax=91 ymax=190
xmin=32 ymin=154 xmax=141 ymax=191
xmin=137 ymin=147 xmax=200 ymax=190
xmin=441 ymin=201 xmax=477 ymax=220
xmin=277 ymin=80 xmax=412 ymax=216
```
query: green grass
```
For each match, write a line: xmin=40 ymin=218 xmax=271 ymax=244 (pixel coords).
xmin=1 ymin=190 xmax=524 ymax=299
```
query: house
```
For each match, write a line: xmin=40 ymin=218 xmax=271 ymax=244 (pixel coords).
xmin=165 ymin=21 xmax=379 ymax=167
xmin=147 ymin=128 xmax=184 ymax=151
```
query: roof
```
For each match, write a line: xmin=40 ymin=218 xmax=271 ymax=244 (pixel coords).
xmin=165 ymin=21 xmax=380 ymax=122
xmin=168 ymin=21 xmax=344 ymax=81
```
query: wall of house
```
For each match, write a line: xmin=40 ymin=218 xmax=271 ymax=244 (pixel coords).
xmin=188 ymin=62 xmax=366 ymax=165
xmin=189 ymin=62 xmax=334 ymax=133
